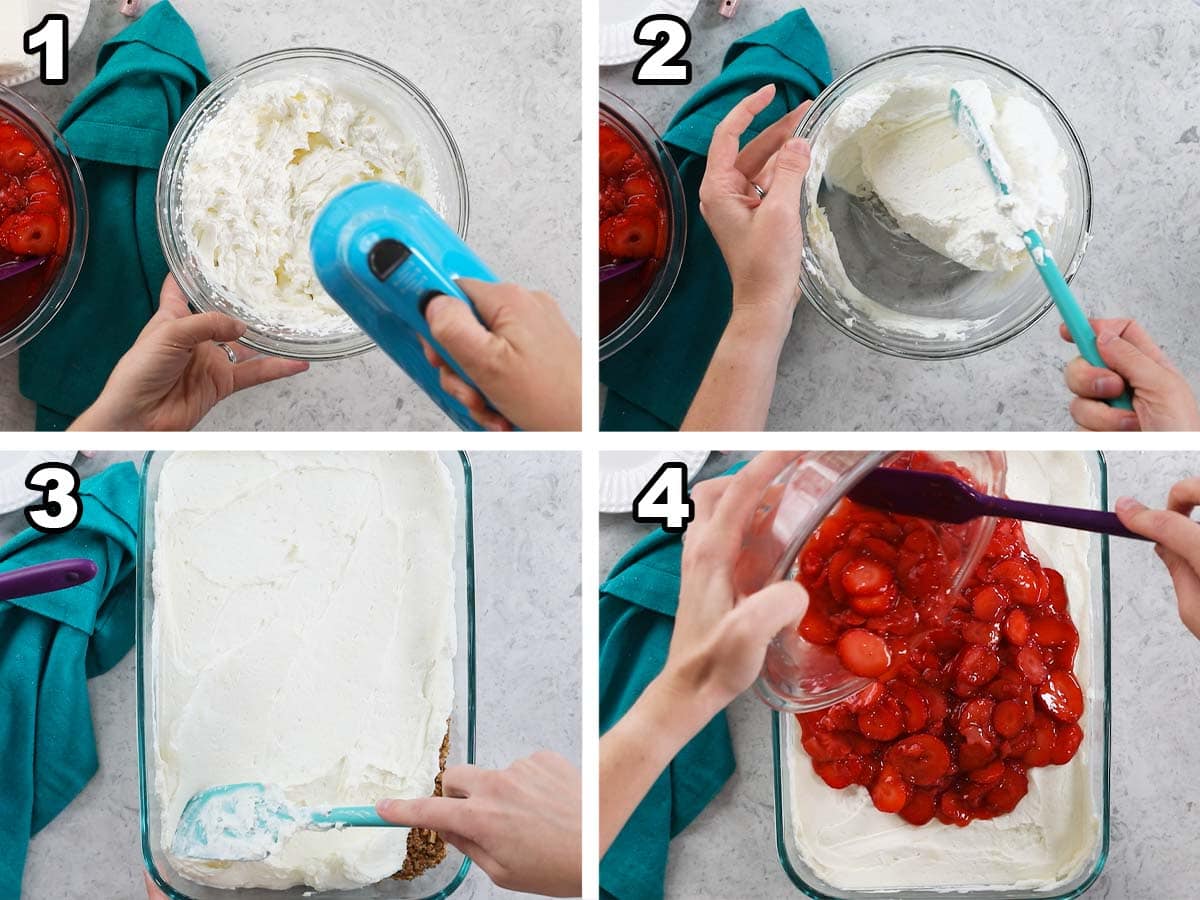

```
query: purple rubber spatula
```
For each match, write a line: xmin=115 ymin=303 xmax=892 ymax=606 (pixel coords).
xmin=0 ymin=558 xmax=99 ymax=602
xmin=0 ymin=257 xmax=47 ymax=282
xmin=848 ymin=467 xmax=1150 ymax=542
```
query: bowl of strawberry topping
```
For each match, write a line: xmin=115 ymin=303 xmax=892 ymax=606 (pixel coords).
xmin=599 ymin=89 xmax=685 ymax=360
xmin=0 ymin=87 xmax=87 ymax=358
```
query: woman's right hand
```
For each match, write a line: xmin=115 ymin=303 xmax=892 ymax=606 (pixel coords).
xmin=698 ymin=84 xmax=813 ymax=328
xmin=1116 ymin=484 xmax=1200 ymax=638
xmin=1062 ymin=318 xmax=1200 ymax=431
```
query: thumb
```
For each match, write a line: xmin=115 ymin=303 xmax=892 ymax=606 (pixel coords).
xmin=730 ymin=580 xmax=809 ymax=646
xmin=761 ymin=138 xmax=811 ymax=214
xmin=1115 ymin=496 xmax=1200 ymax=570
xmin=425 ymin=294 xmax=505 ymax=379
xmin=1096 ymin=332 xmax=1164 ymax=390
xmin=165 ymin=311 xmax=247 ymax=348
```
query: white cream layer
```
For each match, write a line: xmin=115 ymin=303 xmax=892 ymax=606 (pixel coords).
xmin=181 ymin=76 xmax=436 ymax=335
xmin=807 ymin=75 xmax=1068 ymax=275
xmin=788 ymin=450 xmax=1099 ymax=893
xmin=152 ymin=451 xmax=457 ymax=891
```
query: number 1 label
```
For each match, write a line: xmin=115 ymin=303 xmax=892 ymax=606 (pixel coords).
xmin=25 ymin=15 xmax=69 ymax=86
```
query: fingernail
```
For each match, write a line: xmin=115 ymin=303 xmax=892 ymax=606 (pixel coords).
xmin=1097 ymin=331 xmax=1116 ymax=345
xmin=1119 ymin=414 xmax=1141 ymax=431
xmin=376 ymin=799 xmax=399 ymax=817
xmin=1094 ymin=375 xmax=1121 ymax=394
xmin=1116 ymin=496 xmax=1144 ymax=513
xmin=423 ymin=295 xmax=450 ymax=321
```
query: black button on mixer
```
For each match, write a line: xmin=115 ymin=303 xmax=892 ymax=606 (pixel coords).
xmin=368 ymin=239 xmax=412 ymax=281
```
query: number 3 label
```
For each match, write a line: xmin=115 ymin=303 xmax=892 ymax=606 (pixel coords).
xmin=25 ymin=15 xmax=69 ymax=86
xmin=633 ymin=15 xmax=692 ymax=85
xmin=25 ymin=462 xmax=82 ymax=534
xmin=633 ymin=462 xmax=695 ymax=533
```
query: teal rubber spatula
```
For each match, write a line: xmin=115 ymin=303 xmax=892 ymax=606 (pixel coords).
xmin=949 ymin=87 xmax=1133 ymax=411
xmin=172 ymin=783 xmax=398 ymax=861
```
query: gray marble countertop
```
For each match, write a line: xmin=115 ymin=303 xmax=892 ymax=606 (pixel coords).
xmin=0 ymin=0 xmax=580 ymax=431
xmin=599 ymin=450 xmax=1200 ymax=899
xmin=600 ymin=0 xmax=1200 ymax=431
xmin=18 ymin=451 xmax=581 ymax=900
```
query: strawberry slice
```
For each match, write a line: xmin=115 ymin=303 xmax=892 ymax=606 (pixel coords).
xmin=988 ymin=559 xmax=1042 ymax=605
xmin=1016 ymin=646 xmax=1048 ymax=684
xmin=841 ymin=557 xmax=892 ymax=596
xmin=1023 ymin=714 xmax=1057 ymax=766
xmin=0 ymin=212 xmax=58 ymax=256
xmin=1052 ymin=722 xmax=1084 ymax=765
xmin=1038 ymin=670 xmax=1084 ymax=722
xmin=858 ymin=697 xmax=905 ymax=742
xmin=992 ymin=699 xmax=1030 ymax=738
xmin=599 ymin=213 xmax=658 ymax=259
xmin=953 ymin=645 xmax=1000 ymax=697
xmin=836 ymin=628 xmax=891 ymax=677
xmin=971 ymin=585 xmax=1008 ymax=621
xmin=1004 ymin=609 xmax=1030 ymax=645
xmin=849 ymin=585 xmax=897 ymax=616
xmin=847 ymin=681 xmax=885 ymax=712
xmin=802 ymin=732 xmax=852 ymax=763
xmin=968 ymin=759 xmax=1006 ymax=785
xmin=813 ymin=758 xmax=859 ymax=789
xmin=870 ymin=766 xmax=910 ymax=813
xmin=983 ymin=766 xmax=1028 ymax=816
xmin=599 ymin=122 xmax=633 ymax=176
xmin=888 ymin=681 xmax=929 ymax=733
xmin=885 ymin=733 xmax=951 ymax=785
xmin=899 ymin=789 xmax=937 ymax=826
xmin=798 ymin=609 xmax=840 ymax=645
xmin=1030 ymin=616 xmax=1078 ymax=648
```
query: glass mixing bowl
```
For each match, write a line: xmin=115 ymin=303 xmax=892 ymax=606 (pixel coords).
xmin=796 ymin=47 xmax=1093 ymax=359
xmin=735 ymin=451 xmax=1006 ymax=712
xmin=0 ymin=86 xmax=88 ymax=359
xmin=599 ymin=88 xmax=686 ymax=361
xmin=157 ymin=48 xmax=469 ymax=361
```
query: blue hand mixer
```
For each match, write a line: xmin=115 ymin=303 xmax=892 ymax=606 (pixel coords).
xmin=310 ymin=182 xmax=501 ymax=431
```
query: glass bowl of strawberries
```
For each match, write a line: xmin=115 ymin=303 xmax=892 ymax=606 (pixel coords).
xmin=599 ymin=89 xmax=685 ymax=360
xmin=0 ymin=86 xmax=87 ymax=359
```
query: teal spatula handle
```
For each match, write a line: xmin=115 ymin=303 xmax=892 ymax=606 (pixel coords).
xmin=309 ymin=807 xmax=394 ymax=827
xmin=1023 ymin=229 xmax=1134 ymax=411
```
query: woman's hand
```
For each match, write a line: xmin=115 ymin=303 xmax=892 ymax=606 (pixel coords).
xmin=377 ymin=752 xmax=581 ymax=897
xmin=600 ymin=453 xmax=808 ymax=855
xmin=1062 ymin=318 xmax=1200 ymax=431
xmin=698 ymin=83 xmax=812 ymax=325
xmin=71 ymin=276 xmax=308 ymax=432
xmin=1116 ymin=484 xmax=1200 ymax=638
xmin=421 ymin=279 xmax=582 ymax=432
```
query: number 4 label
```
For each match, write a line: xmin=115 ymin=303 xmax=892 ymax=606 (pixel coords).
xmin=633 ymin=15 xmax=692 ymax=85
xmin=25 ymin=15 xmax=69 ymax=86
xmin=25 ymin=462 xmax=82 ymax=534
xmin=632 ymin=462 xmax=695 ymax=533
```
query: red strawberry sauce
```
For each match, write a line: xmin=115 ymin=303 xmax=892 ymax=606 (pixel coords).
xmin=0 ymin=114 xmax=70 ymax=336
xmin=599 ymin=115 xmax=668 ymax=339
xmin=795 ymin=452 xmax=1084 ymax=827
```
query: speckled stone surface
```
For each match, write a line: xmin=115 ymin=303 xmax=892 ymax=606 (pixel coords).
xmin=0 ymin=0 xmax=579 ymax=431
xmin=599 ymin=450 xmax=1200 ymax=898
xmin=600 ymin=1 xmax=1200 ymax=431
xmin=16 ymin=450 xmax=581 ymax=899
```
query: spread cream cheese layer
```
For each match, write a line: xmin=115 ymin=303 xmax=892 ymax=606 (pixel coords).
xmin=181 ymin=77 xmax=437 ymax=335
xmin=152 ymin=451 xmax=457 ymax=891
xmin=788 ymin=450 xmax=1099 ymax=893
xmin=807 ymin=75 xmax=1068 ymax=275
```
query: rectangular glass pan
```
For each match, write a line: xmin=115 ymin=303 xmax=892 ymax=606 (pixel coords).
xmin=137 ymin=451 xmax=476 ymax=899
xmin=772 ymin=450 xmax=1111 ymax=900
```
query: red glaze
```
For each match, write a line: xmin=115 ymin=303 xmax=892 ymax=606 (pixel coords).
xmin=599 ymin=116 xmax=667 ymax=340
xmin=796 ymin=452 xmax=1085 ymax=827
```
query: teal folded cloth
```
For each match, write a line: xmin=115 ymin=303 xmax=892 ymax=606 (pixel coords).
xmin=600 ymin=10 xmax=831 ymax=431
xmin=19 ymin=2 xmax=209 ymax=431
xmin=0 ymin=462 xmax=140 ymax=898
xmin=600 ymin=463 xmax=745 ymax=900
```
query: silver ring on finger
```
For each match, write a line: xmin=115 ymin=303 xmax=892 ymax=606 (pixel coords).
xmin=751 ymin=181 xmax=767 ymax=200
xmin=216 ymin=342 xmax=237 ymax=364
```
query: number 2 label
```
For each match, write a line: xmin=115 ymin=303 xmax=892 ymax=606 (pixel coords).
xmin=25 ymin=15 xmax=69 ymax=86
xmin=25 ymin=462 xmax=82 ymax=534
xmin=633 ymin=462 xmax=695 ymax=533
xmin=633 ymin=15 xmax=692 ymax=86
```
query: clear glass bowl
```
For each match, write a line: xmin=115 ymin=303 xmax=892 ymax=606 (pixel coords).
xmin=771 ymin=451 xmax=1111 ymax=899
xmin=599 ymin=88 xmax=686 ymax=361
xmin=739 ymin=451 xmax=1005 ymax=712
xmin=796 ymin=47 xmax=1093 ymax=360
xmin=157 ymin=48 xmax=470 ymax=361
xmin=0 ymin=86 xmax=88 ymax=359
xmin=137 ymin=450 xmax=477 ymax=899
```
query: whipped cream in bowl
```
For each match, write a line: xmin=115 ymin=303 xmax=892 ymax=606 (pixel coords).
xmin=157 ymin=49 xmax=469 ymax=360
xmin=795 ymin=47 xmax=1093 ymax=360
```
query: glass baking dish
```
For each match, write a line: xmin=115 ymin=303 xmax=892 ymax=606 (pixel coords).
xmin=771 ymin=451 xmax=1111 ymax=899
xmin=137 ymin=451 xmax=476 ymax=899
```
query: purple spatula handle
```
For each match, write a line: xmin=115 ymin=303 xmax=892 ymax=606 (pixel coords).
xmin=0 ymin=558 xmax=99 ymax=602
xmin=978 ymin=495 xmax=1150 ymax=542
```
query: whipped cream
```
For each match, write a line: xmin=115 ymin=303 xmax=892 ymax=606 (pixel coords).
xmin=181 ymin=77 xmax=438 ymax=335
xmin=809 ymin=75 xmax=1067 ymax=273
xmin=787 ymin=450 xmax=1099 ymax=893
xmin=152 ymin=451 xmax=457 ymax=891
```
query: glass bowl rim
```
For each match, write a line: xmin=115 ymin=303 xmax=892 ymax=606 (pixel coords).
xmin=156 ymin=46 xmax=471 ymax=362
xmin=794 ymin=44 xmax=1095 ymax=361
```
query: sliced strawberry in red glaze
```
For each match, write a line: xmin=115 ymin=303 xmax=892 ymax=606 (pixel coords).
xmin=984 ymin=766 xmax=1029 ymax=816
xmin=899 ymin=789 xmax=937 ymax=826
xmin=889 ymin=681 xmax=929 ymax=733
xmin=599 ymin=122 xmax=633 ymax=176
xmin=989 ymin=559 xmax=1042 ymax=605
xmin=1016 ymin=646 xmax=1048 ymax=684
xmin=1030 ymin=616 xmax=1078 ymax=648
xmin=885 ymin=733 xmax=951 ymax=785
xmin=937 ymin=790 xmax=973 ymax=827
xmin=867 ymin=600 xmax=920 ymax=636
xmin=858 ymin=697 xmax=905 ymax=742
xmin=993 ymin=699 xmax=1030 ymax=738
xmin=871 ymin=765 xmax=910 ymax=813
xmin=599 ymin=213 xmax=658 ymax=259
xmin=971 ymin=585 xmax=1008 ymax=622
xmin=842 ymin=557 xmax=892 ymax=595
xmin=847 ymin=681 xmax=885 ymax=712
xmin=837 ymin=628 xmax=892 ymax=678
xmin=802 ymin=732 xmax=852 ymax=763
xmin=1038 ymin=670 xmax=1084 ymax=722
xmin=0 ymin=211 xmax=57 ymax=256
xmin=1052 ymin=722 xmax=1084 ymax=765
xmin=953 ymin=645 xmax=1000 ymax=697
xmin=968 ymin=759 xmax=1006 ymax=785
xmin=1045 ymin=569 xmax=1069 ymax=613
xmin=961 ymin=619 xmax=1001 ymax=647
xmin=813 ymin=759 xmax=858 ymax=789
xmin=1023 ymin=714 xmax=1057 ymax=767
xmin=1004 ymin=608 xmax=1030 ymax=645
xmin=799 ymin=609 xmax=839 ymax=645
